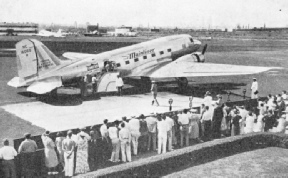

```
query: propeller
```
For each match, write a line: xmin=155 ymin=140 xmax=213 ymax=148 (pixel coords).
xmin=202 ymin=44 xmax=208 ymax=55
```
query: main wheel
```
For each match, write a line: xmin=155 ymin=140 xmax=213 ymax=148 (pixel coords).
xmin=176 ymin=77 xmax=188 ymax=92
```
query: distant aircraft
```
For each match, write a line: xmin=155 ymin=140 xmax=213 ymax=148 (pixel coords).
xmin=8 ymin=34 xmax=280 ymax=95
xmin=35 ymin=29 xmax=66 ymax=37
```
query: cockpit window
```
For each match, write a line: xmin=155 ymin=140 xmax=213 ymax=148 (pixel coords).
xmin=189 ymin=37 xmax=194 ymax=43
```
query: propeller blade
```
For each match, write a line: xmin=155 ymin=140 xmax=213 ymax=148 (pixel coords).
xmin=202 ymin=44 xmax=208 ymax=55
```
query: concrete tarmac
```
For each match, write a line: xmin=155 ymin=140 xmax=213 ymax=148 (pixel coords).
xmin=1 ymin=92 xmax=203 ymax=132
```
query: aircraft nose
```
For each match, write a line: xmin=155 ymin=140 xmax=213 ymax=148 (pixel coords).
xmin=193 ymin=39 xmax=201 ymax=45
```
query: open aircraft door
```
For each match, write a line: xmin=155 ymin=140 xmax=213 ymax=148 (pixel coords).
xmin=97 ymin=72 xmax=119 ymax=92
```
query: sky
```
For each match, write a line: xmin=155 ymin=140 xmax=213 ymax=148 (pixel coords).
xmin=1 ymin=0 xmax=288 ymax=29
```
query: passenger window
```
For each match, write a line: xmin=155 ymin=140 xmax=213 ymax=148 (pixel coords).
xmin=125 ymin=61 xmax=130 ymax=65
xmin=134 ymin=58 xmax=139 ymax=62
xmin=143 ymin=56 xmax=147 ymax=59
xmin=160 ymin=51 xmax=164 ymax=55
xmin=116 ymin=63 xmax=121 ymax=67
xmin=167 ymin=48 xmax=171 ymax=52
xmin=151 ymin=54 xmax=155 ymax=57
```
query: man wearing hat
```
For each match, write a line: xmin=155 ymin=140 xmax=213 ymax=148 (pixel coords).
xmin=251 ymin=78 xmax=258 ymax=99
xmin=151 ymin=81 xmax=160 ymax=106
xmin=145 ymin=113 xmax=158 ymax=151
xmin=128 ymin=116 xmax=140 ymax=155
xmin=0 ymin=139 xmax=17 ymax=178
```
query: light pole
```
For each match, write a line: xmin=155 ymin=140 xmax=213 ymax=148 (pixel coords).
xmin=227 ymin=91 xmax=231 ymax=102
xmin=189 ymin=96 xmax=193 ymax=109
xmin=243 ymin=89 xmax=247 ymax=99
xmin=169 ymin=98 xmax=173 ymax=111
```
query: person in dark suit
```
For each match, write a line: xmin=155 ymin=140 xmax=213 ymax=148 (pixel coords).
xmin=263 ymin=110 xmax=277 ymax=132
xmin=212 ymin=103 xmax=224 ymax=139
xmin=88 ymin=130 xmax=104 ymax=171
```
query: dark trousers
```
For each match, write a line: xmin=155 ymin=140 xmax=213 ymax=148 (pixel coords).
xmin=117 ymin=86 xmax=123 ymax=96
xmin=2 ymin=160 xmax=16 ymax=178
xmin=203 ymin=120 xmax=212 ymax=140
xmin=92 ymin=83 xmax=97 ymax=94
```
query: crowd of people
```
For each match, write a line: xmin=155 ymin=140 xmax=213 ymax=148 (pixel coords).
xmin=1 ymin=89 xmax=288 ymax=177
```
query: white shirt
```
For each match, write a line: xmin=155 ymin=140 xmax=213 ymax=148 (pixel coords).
xmin=119 ymin=128 xmax=131 ymax=142
xmin=92 ymin=76 xmax=97 ymax=84
xmin=0 ymin=146 xmax=17 ymax=160
xmin=129 ymin=118 xmax=140 ymax=133
xmin=157 ymin=120 xmax=169 ymax=137
xmin=100 ymin=124 xmax=108 ymax=137
xmin=282 ymin=94 xmax=287 ymax=100
xmin=202 ymin=109 xmax=213 ymax=121
xmin=145 ymin=116 xmax=158 ymax=133
xmin=203 ymin=96 xmax=212 ymax=106
xmin=165 ymin=116 xmax=174 ymax=131
xmin=108 ymin=126 xmax=119 ymax=139
xmin=178 ymin=113 xmax=190 ymax=125
xmin=116 ymin=77 xmax=124 ymax=87
xmin=251 ymin=81 xmax=258 ymax=92
xmin=245 ymin=116 xmax=255 ymax=133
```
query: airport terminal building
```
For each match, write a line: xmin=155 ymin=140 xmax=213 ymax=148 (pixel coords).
xmin=0 ymin=22 xmax=38 ymax=36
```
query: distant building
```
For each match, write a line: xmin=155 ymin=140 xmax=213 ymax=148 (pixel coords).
xmin=0 ymin=22 xmax=38 ymax=36
xmin=150 ymin=28 xmax=160 ymax=32
xmin=108 ymin=26 xmax=137 ymax=37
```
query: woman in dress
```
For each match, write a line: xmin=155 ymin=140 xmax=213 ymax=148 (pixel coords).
xmin=231 ymin=110 xmax=241 ymax=136
xmin=254 ymin=114 xmax=264 ymax=132
xmin=55 ymin=131 xmax=65 ymax=170
xmin=41 ymin=131 xmax=59 ymax=175
xmin=244 ymin=111 xmax=255 ymax=134
xmin=75 ymin=127 xmax=91 ymax=174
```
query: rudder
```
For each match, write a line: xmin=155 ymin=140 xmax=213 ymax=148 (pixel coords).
xmin=15 ymin=39 xmax=61 ymax=81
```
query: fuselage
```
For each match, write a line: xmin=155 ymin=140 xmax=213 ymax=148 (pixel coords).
xmin=39 ymin=34 xmax=201 ymax=83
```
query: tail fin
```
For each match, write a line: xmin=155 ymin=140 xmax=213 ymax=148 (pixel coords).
xmin=15 ymin=39 xmax=62 ymax=81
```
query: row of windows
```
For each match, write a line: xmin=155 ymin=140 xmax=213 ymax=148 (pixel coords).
xmin=117 ymin=48 xmax=172 ymax=67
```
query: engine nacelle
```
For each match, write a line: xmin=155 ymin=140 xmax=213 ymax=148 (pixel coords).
xmin=191 ymin=52 xmax=205 ymax=63
xmin=176 ymin=52 xmax=205 ymax=63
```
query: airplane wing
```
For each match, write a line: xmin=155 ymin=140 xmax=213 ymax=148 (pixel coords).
xmin=136 ymin=58 xmax=282 ymax=78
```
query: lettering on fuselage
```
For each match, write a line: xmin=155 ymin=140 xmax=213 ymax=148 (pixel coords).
xmin=122 ymin=49 xmax=155 ymax=60
xmin=38 ymin=59 xmax=54 ymax=69
xmin=86 ymin=63 xmax=99 ymax=72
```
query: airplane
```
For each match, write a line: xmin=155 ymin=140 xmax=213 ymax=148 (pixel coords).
xmin=35 ymin=29 xmax=66 ymax=37
xmin=7 ymin=34 xmax=280 ymax=95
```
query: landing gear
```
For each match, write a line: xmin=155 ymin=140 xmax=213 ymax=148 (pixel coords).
xmin=176 ymin=77 xmax=188 ymax=93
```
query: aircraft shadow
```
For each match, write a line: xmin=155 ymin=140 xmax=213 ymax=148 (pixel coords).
xmin=17 ymin=81 xmax=246 ymax=106
xmin=18 ymin=92 xmax=101 ymax=106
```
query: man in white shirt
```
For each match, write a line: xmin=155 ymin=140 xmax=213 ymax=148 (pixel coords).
xmin=282 ymin=90 xmax=287 ymax=100
xmin=115 ymin=75 xmax=124 ymax=96
xmin=165 ymin=114 xmax=175 ymax=151
xmin=108 ymin=121 xmax=120 ymax=162
xmin=119 ymin=123 xmax=132 ymax=162
xmin=251 ymin=78 xmax=258 ymax=99
xmin=100 ymin=119 xmax=109 ymax=140
xmin=203 ymin=91 xmax=213 ymax=107
xmin=157 ymin=116 xmax=168 ymax=154
xmin=91 ymin=74 xmax=98 ymax=94
xmin=0 ymin=139 xmax=17 ymax=178
xmin=145 ymin=113 xmax=158 ymax=151
xmin=128 ymin=116 xmax=140 ymax=155
xmin=178 ymin=109 xmax=190 ymax=147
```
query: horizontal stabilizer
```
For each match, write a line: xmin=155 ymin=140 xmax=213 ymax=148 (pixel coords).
xmin=7 ymin=77 xmax=28 ymax=88
xmin=27 ymin=76 xmax=62 ymax=94
xmin=62 ymin=52 xmax=95 ymax=60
